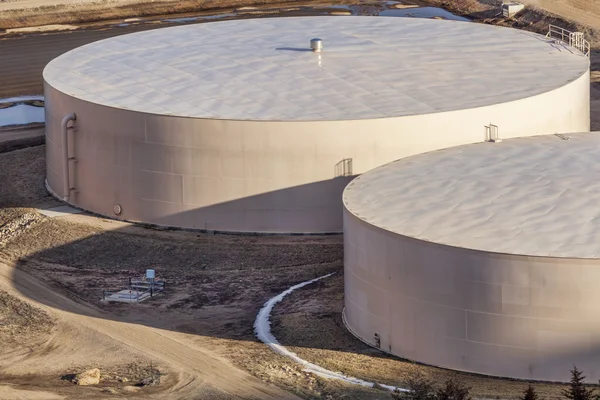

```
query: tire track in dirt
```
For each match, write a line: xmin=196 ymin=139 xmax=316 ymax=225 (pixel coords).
xmin=0 ymin=261 xmax=301 ymax=399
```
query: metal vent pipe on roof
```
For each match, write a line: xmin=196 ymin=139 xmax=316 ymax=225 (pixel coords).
xmin=310 ymin=38 xmax=323 ymax=52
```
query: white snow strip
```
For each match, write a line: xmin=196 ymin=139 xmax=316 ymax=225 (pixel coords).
xmin=6 ymin=25 xmax=79 ymax=34
xmin=0 ymin=104 xmax=45 ymax=127
xmin=253 ymin=272 xmax=409 ymax=393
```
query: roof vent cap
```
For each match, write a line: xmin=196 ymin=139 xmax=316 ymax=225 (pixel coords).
xmin=310 ymin=38 xmax=323 ymax=52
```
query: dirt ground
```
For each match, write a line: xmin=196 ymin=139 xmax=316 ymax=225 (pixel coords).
xmin=0 ymin=146 xmax=363 ymax=400
xmin=520 ymin=0 xmax=600 ymax=28
xmin=1 ymin=1 xmax=600 ymax=399
xmin=2 ymin=0 xmax=600 ymax=31
xmin=271 ymin=274 xmax=575 ymax=399
xmin=0 ymin=259 xmax=169 ymax=399
xmin=0 ymin=0 xmax=306 ymax=29
xmin=0 ymin=0 xmax=598 ymax=130
xmin=0 ymin=288 xmax=53 ymax=349
xmin=0 ymin=125 xmax=45 ymax=153
xmin=0 ymin=144 xmax=583 ymax=400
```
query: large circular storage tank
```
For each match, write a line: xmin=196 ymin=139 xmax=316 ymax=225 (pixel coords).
xmin=43 ymin=16 xmax=590 ymax=233
xmin=343 ymin=133 xmax=600 ymax=382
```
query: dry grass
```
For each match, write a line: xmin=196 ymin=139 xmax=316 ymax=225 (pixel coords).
xmin=0 ymin=0 xmax=319 ymax=29
xmin=0 ymin=289 xmax=53 ymax=348
xmin=0 ymin=146 xmax=54 ymax=209
xmin=1 ymin=2 xmax=600 ymax=396
xmin=0 ymin=145 xmax=357 ymax=399
xmin=0 ymin=362 xmax=167 ymax=398
xmin=271 ymin=273 xmax=575 ymax=399
xmin=428 ymin=0 xmax=600 ymax=46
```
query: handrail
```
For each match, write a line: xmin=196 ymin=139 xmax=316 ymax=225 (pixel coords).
xmin=546 ymin=25 xmax=590 ymax=57
xmin=334 ymin=158 xmax=353 ymax=177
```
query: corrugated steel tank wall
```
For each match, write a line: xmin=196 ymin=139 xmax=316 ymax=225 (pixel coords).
xmin=343 ymin=206 xmax=600 ymax=382
xmin=44 ymin=69 xmax=589 ymax=233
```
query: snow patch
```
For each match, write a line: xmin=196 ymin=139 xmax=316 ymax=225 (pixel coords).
xmin=5 ymin=25 xmax=79 ymax=34
xmin=1 ymin=95 xmax=44 ymax=103
xmin=0 ymin=96 xmax=45 ymax=127
xmin=253 ymin=272 xmax=408 ymax=393
xmin=0 ymin=105 xmax=45 ymax=127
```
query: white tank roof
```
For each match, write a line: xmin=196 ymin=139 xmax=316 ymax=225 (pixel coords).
xmin=344 ymin=133 xmax=600 ymax=259
xmin=44 ymin=16 xmax=589 ymax=121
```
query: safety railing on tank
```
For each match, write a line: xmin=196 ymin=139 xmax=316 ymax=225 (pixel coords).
xmin=335 ymin=158 xmax=353 ymax=178
xmin=546 ymin=25 xmax=590 ymax=57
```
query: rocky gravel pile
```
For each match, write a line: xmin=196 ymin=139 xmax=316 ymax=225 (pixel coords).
xmin=0 ymin=211 xmax=43 ymax=247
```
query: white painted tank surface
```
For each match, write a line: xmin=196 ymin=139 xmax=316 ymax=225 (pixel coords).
xmin=43 ymin=16 xmax=590 ymax=233
xmin=343 ymin=133 xmax=600 ymax=382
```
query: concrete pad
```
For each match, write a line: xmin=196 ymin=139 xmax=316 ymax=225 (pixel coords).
xmin=38 ymin=205 xmax=84 ymax=218
xmin=102 ymin=290 xmax=151 ymax=303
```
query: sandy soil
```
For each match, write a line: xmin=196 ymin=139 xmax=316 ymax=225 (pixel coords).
xmin=0 ymin=261 xmax=300 ymax=400
xmin=0 ymin=0 xmax=342 ymax=29
xmin=0 ymin=146 xmax=54 ymax=208
xmin=0 ymin=267 xmax=167 ymax=399
xmin=2 ymin=0 xmax=600 ymax=32
xmin=521 ymin=0 xmax=600 ymax=28
xmin=0 ymin=1 xmax=599 ymax=399
xmin=0 ymin=288 xmax=53 ymax=351
xmin=0 ymin=146 xmax=318 ymax=399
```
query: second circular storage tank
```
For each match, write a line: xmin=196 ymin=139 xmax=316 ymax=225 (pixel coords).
xmin=343 ymin=133 xmax=600 ymax=382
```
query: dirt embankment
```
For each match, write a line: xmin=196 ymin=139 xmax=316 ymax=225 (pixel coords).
xmin=0 ymin=142 xmax=343 ymax=399
xmin=271 ymin=273 xmax=571 ymax=399
xmin=0 ymin=145 xmax=577 ymax=400
xmin=0 ymin=0 xmax=329 ymax=29
xmin=520 ymin=0 xmax=600 ymax=30
xmin=0 ymin=2 xmax=599 ymax=399
xmin=3 ymin=0 xmax=600 ymax=40
xmin=0 ymin=145 xmax=316 ymax=399
xmin=425 ymin=0 xmax=600 ymax=131
xmin=426 ymin=0 xmax=600 ymax=46
xmin=0 ymin=146 xmax=54 ymax=209
xmin=0 ymin=126 xmax=45 ymax=154
xmin=0 ymin=289 xmax=53 ymax=349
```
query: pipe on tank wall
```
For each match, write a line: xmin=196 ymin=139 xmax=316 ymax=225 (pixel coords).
xmin=61 ymin=113 xmax=76 ymax=202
